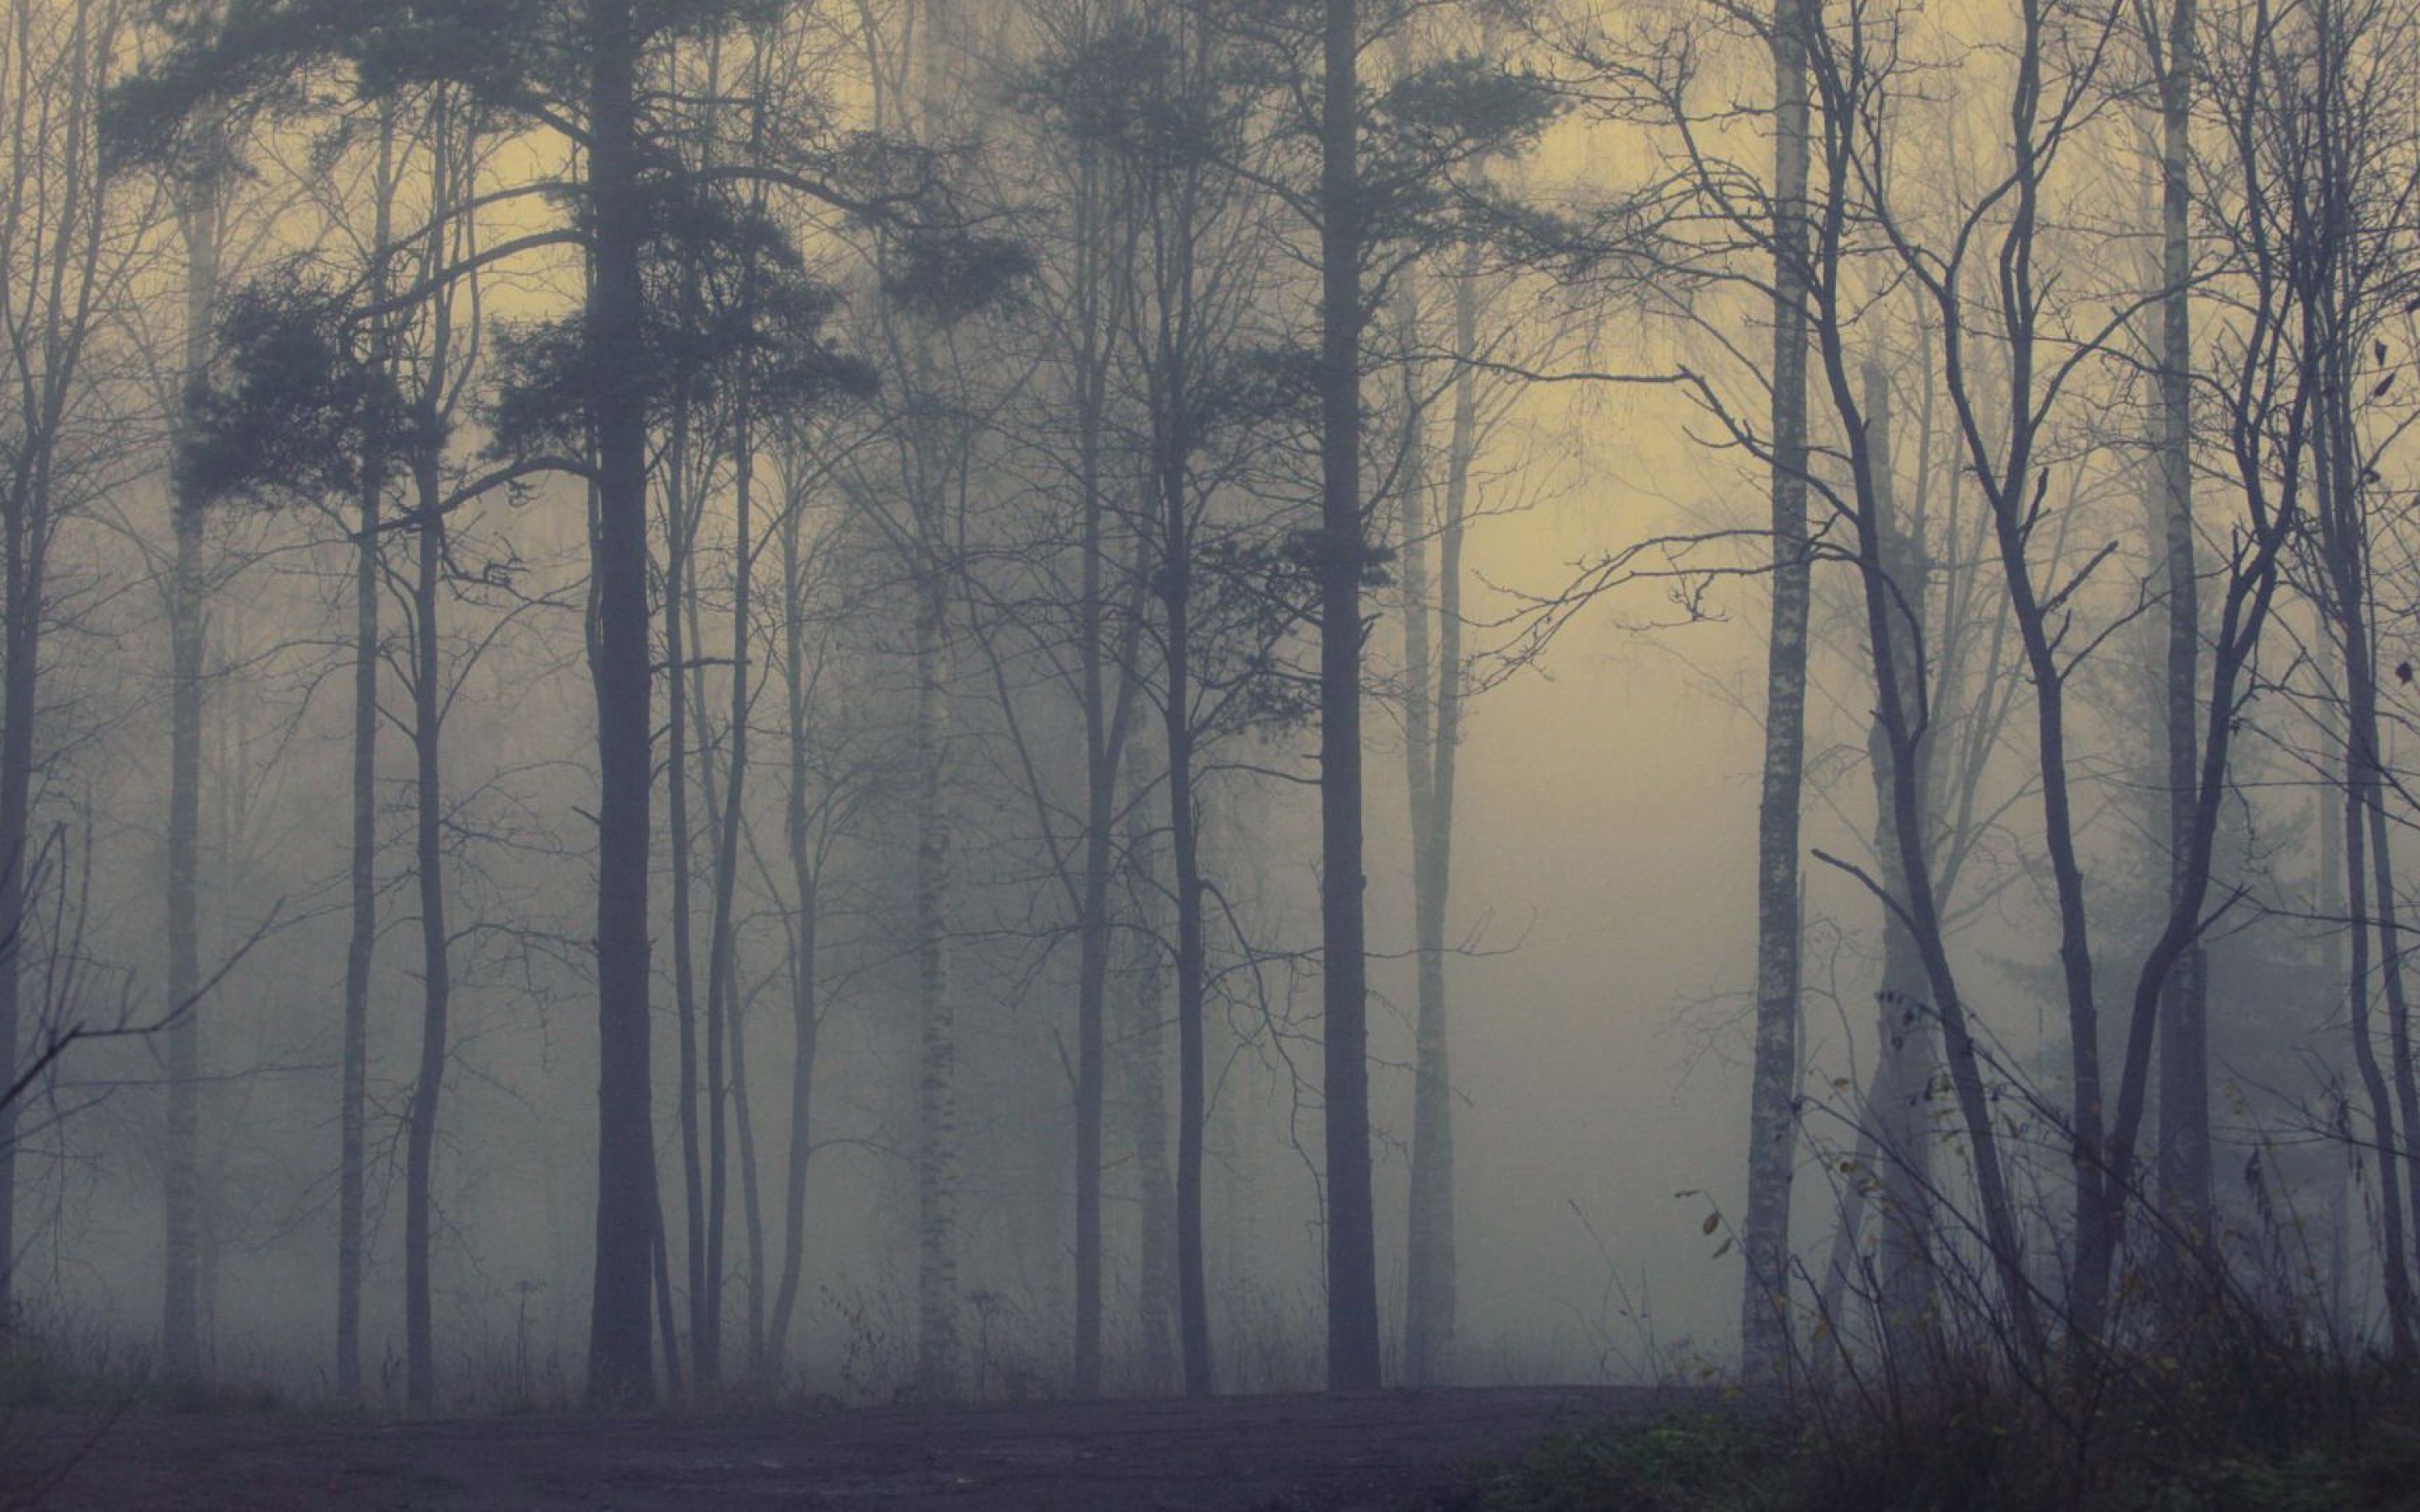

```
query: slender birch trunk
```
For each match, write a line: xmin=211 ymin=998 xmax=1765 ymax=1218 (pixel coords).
xmin=2152 ymin=0 xmax=2211 ymax=1234
xmin=1741 ymin=0 xmax=1813 ymax=1383
xmin=911 ymin=564 xmax=958 ymax=1394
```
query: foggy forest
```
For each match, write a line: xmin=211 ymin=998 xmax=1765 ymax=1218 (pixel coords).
xmin=3 ymin=0 xmax=2419 ymax=1504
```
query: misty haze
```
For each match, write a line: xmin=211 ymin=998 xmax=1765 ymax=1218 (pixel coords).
xmin=0 ymin=0 xmax=2413 ymax=1507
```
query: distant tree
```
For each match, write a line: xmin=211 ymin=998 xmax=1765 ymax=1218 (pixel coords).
xmin=2204 ymin=0 xmax=2420 ymax=1357
xmin=114 ymin=0 xmax=996 ymax=1402
xmin=160 ymin=125 xmax=227 ymax=1392
xmin=1292 ymin=0 xmax=1556 ymax=1394
xmin=991 ymin=0 xmax=1161 ymax=1396
xmin=0 ymin=0 xmax=159 ymax=1326
xmin=2144 ymin=0 xmax=2212 ymax=1241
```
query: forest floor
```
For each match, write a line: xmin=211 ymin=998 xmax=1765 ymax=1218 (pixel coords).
xmin=10 ymin=1383 xmax=1686 ymax=1510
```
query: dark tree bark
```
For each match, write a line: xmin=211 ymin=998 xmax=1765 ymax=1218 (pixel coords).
xmin=2344 ymin=739 xmax=2417 ymax=1360
xmin=696 ymin=312 xmax=758 ymax=1385
xmin=398 ymin=96 xmax=466 ymax=1415
xmin=585 ymin=0 xmax=660 ymax=1406
xmin=402 ymin=416 xmax=452 ymax=1413
xmin=1060 ymin=109 xmax=1134 ymax=1394
xmin=336 ymin=104 xmax=397 ymax=1405
xmin=708 ymin=385 xmax=762 ymax=1375
xmin=2317 ymin=380 xmax=2420 ymax=1358
xmin=728 ymin=963 xmax=765 ymax=1373
xmin=384 ymin=97 xmax=502 ymax=1409
xmin=1318 ymin=0 xmax=1381 ymax=1394
xmin=650 ymin=1180 xmax=686 ymax=1394
xmin=1142 ymin=221 xmax=1213 ymax=1389
xmin=664 ymin=400 xmax=710 ymax=1390
xmin=1795 ymin=25 xmax=2048 ymax=1360
xmin=1160 ymin=549 xmax=1211 ymax=1397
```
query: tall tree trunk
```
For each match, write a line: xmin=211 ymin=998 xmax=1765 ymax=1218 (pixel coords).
xmin=2365 ymin=757 xmax=2420 ymax=1272
xmin=400 ymin=94 xmax=460 ymax=1416
xmin=664 ymin=413 xmax=709 ymax=1390
xmin=700 ymin=374 xmax=758 ymax=1386
xmin=1164 ymin=648 xmax=1210 ymax=1398
xmin=2323 ymin=388 xmax=2420 ymax=1335
xmin=1741 ymin=0 xmax=1814 ymax=1384
xmin=903 ymin=0 xmax=960 ymax=1402
xmin=336 ymin=106 xmax=398 ymax=1404
xmin=2317 ymin=714 xmax=2353 ymax=1339
xmin=0 ymin=0 xmax=82 ymax=1326
xmin=2152 ymin=0 xmax=2211 ymax=1236
xmin=651 ymin=1180 xmax=686 ymax=1395
xmin=1318 ymin=0 xmax=1381 ymax=1394
xmin=585 ymin=0 xmax=660 ymax=1405
xmin=766 ymin=474 xmax=820 ymax=1373
xmin=1806 ymin=123 xmax=2045 ymax=1363
xmin=724 ymin=69 xmax=777 ymax=1383
xmin=1070 ymin=162 xmax=1118 ymax=1393
xmin=2344 ymin=736 xmax=2417 ymax=1361
xmin=162 ymin=176 xmax=220 ymax=1383
xmin=0 ymin=0 xmax=112 ymax=1329
xmin=1402 ymin=244 xmax=1477 ymax=1388
xmin=1155 ymin=365 xmax=1213 ymax=1395
xmin=403 ymin=455 xmax=451 ymax=1412
xmin=1857 ymin=360 xmax=1938 ymax=1348
xmin=1120 ymin=735 xmax=1176 ymax=1391
xmin=2337 ymin=401 xmax=2420 ymax=1279
xmin=1394 ymin=276 xmax=1439 ymax=1380
xmin=1073 ymin=781 xmax=1113 ymax=1398
xmin=729 ymin=984 xmax=765 ymax=1374
xmin=911 ymin=573 xmax=957 ymax=1394
xmin=0 ymin=365 xmax=34 ymax=1332
xmin=1072 ymin=658 xmax=1118 ymax=1394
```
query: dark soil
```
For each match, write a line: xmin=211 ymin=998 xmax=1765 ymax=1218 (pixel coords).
xmin=11 ymin=1383 xmax=1675 ymax=1510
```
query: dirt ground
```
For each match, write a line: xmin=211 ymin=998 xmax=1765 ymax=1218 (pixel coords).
xmin=13 ymin=1383 xmax=1677 ymax=1510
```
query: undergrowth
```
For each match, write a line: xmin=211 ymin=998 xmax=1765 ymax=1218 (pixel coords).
xmin=1469 ymin=1362 xmax=2420 ymax=1512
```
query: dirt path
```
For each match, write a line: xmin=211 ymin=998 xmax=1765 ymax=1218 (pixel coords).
xmin=14 ymin=1384 xmax=1675 ymax=1509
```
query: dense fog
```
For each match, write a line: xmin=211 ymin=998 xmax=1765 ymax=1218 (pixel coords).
xmin=0 ymin=0 xmax=2410 ymax=1417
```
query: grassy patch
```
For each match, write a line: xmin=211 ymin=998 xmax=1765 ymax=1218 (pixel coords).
xmin=1473 ymin=1413 xmax=1797 ymax=1512
xmin=1468 ymin=1394 xmax=2420 ymax=1512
